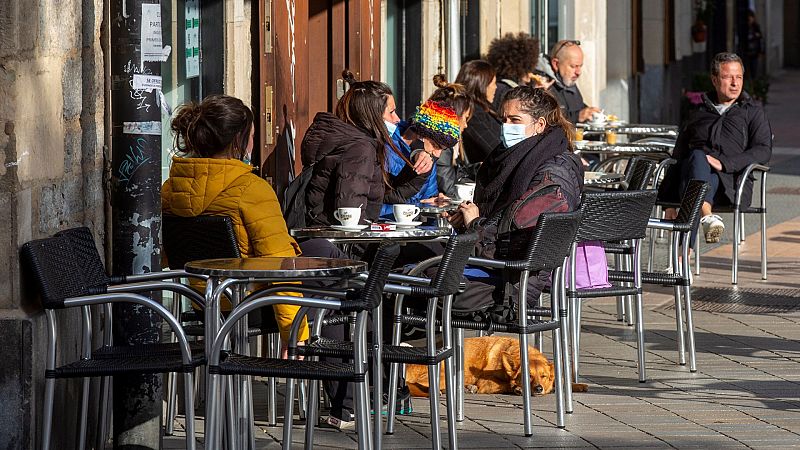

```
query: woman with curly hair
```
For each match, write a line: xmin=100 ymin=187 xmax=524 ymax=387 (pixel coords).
xmin=456 ymin=59 xmax=502 ymax=163
xmin=486 ymin=32 xmax=542 ymax=112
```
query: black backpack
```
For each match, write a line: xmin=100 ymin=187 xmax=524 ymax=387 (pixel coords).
xmin=282 ymin=163 xmax=315 ymax=229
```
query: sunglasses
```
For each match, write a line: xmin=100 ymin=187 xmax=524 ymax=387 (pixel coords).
xmin=551 ymin=40 xmax=581 ymax=58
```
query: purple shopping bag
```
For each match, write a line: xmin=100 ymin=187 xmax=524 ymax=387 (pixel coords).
xmin=566 ymin=240 xmax=611 ymax=289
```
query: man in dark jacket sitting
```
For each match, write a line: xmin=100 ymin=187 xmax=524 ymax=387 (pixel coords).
xmin=660 ymin=52 xmax=772 ymax=243
xmin=535 ymin=40 xmax=601 ymax=124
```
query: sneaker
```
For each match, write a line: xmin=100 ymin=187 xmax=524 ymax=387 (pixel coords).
xmin=700 ymin=214 xmax=725 ymax=243
xmin=370 ymin=386 xmax=414 ymax=416
xmin=323 ymin=408 xmax=356 ymax=430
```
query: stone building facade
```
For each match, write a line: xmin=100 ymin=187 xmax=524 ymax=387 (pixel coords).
xmin=1 ymin=0 xmax=106 ymax=447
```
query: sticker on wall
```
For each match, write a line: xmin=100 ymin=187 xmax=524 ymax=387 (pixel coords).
xmin=141 ymin=4 xmax=163 ymax=65
xmin=123 ymin=121 xmax=162 ymax=136
xmin=132 ymin=74 xmax=162 ymax=92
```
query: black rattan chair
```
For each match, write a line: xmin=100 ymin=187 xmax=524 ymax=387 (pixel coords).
xmin=54 ymin=226 xmax=208 ymax=443
xmin=567 ymin=190 xmax=657 ymax=383
xmin=161 ymin=214 xmax=289 ymax=427
xmin=20 ymin=234 xmax=201 ymax=450
xmin=450 ymin=211 xmax=582 ymax=436
xmin=205 ymin=242 xmax=401 ymax=450
xmin=296 ymin=233 xmax=477 ymax=449
xmin=610 ymin=180 xmax=709 ymax=372
xmin=693 ymin=164 xmax=770 ymax=284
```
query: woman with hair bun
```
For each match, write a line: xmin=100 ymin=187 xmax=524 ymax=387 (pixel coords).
xmin=162 ymin=94 xmax=309 ymax=347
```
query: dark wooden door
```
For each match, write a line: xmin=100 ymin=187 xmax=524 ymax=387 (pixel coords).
xmin=258 ymin=0 xmax=381 ymax=195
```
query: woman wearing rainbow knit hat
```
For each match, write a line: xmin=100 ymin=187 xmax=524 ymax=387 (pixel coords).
xmin=380 ymin=94 xmax=463 ymax=219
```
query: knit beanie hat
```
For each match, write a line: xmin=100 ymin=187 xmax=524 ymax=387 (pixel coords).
xmin=408 ymin=100 xmax=460 ymax=149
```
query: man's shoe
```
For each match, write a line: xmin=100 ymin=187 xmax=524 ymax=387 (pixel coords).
xmin=700 ymin=214 xmax=725 ymax=243
xmin=323 ymin=408 xmax=355 ymax=430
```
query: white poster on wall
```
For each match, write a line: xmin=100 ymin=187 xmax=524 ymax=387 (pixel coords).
xmin=185 ymin=0 xmax=200 ymax=79
xmin=141 ymin=4 xmax=163 ymax=65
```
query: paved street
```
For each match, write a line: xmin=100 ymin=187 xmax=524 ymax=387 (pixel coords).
xmin=165 ymin=71 xmax=800 ymax=449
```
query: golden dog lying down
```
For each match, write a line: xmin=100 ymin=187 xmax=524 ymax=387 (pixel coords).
xmin=406 ymin=336 xmax=588 ymax=397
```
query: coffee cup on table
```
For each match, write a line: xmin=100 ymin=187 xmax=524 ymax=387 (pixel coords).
xmin=392 ymin=204 xmax=421 ymax=224
xmin=454 ymin=183 xmax=475 ymax=202
xmin=334 ymin=207 xmax=361 ymax=227
xmin=591 ymin=111 xmax=607 ymax=124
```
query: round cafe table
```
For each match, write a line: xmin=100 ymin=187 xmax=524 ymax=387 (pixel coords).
xmin=184 ymin=256 xmax=367 ymax=448
xmin=290 ymin=225 xmax=452 ymax=244
xmin=578 ymin=122 xmax=679 ymax=138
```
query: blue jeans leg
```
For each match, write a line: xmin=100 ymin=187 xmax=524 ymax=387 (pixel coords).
xmin=681 ymin=150 xmax=721 ymax=246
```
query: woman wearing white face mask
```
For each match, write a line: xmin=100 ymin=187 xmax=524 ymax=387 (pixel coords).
xmin=448 ymin=85 xmax=583 ymax=246
xmin=444 ymin=85 xmax=583 ymax=311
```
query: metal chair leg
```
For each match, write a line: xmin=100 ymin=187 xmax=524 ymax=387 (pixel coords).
xmin=551 ymin=268 xmax=566 ymax=428
xmin=304 ymin=380 xmax=320 ymax=450
xmin=455 ymin=327 xmax=465 ymax=421
xmin=571 ymin=296 xmax=582 ymax=380
xmin=42 ymin=377 xmax=55 ymax=450
xmin=183 ymin=372 xmax=197 ymax=450
xmin=426 ymin=299 xmax=443 ymax=449
xmin=695 ymin=232 xmax=701 ymax=276
xmin=634 ymin=242 xmax=647 ymax=383
xmin=205 ymin=372 xmax=221 ymax=450
xmin=671 ymin=234 xmax=686 ymax=365
xmin=282 ymin=378 xmax=297 ymax=450
xmin=267 ymin=333 xmax=278 ymax=426
xmin=441 ymin=295 xmax=458 ymax=449
xmin=614 ymin=254 xmax=624 ymax=321
xmin=386 ymin=294 xmax=406 ymax=434
xmin=733 ymin=208 xmax=740 ymax=284
xmin=78 ymin=378 xmax=89 ymax=449
xmin=165 ymin=371 xmax=178 ymax=435
xmin=761 ymin=209 xmax=768 ymax=280
xmin=682 ymin=235 xmax=698 ymax=372
xmin=96 ymin=376 xmax=111 ymax=449
xmin=225 ymin=376 xmax=237 ymax=450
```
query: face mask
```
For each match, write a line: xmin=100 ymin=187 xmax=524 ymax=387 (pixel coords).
xmin=384 ymin=120 xmax=398 ymax=137
xmin=501 ymin=123 xmax=531 ymax=148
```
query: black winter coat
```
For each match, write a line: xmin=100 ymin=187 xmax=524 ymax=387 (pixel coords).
xmin=301 ymin=112 xmax=384 ymax=226
xmin=660 ymin=91 xmax=772 ymax=207
xmin=461 ymin=107 xmax=502 ymax=163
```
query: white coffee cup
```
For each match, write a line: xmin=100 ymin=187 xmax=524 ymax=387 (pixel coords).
xmin=455 ymin=183 xmax=475 ymax=202
xmin=334 ymin=207 xmax=361 ymax=227
xmin=392 ymin=204 xmax=421 ymax=224
xmin=591 ymin=111 xmax=607 ymax=123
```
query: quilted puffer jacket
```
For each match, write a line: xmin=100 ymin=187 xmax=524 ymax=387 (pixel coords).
xmin=301 ymin=112 xmax=385 ymax=225
xmin=162 ymin=156 xmax=307 ymax=340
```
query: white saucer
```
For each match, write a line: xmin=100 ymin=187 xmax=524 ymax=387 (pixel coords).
xmin=330 ymin=224 xmax=368 ymax=231
xmin=387 ymin=221 xmax=423 ymax=228
xmin=587 ymin=121 xmax=607 ymax=127
xmin=584 ymin=171 xmax=607 ymax=180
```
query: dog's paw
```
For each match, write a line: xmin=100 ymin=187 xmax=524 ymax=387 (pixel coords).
xmin=464 ymin=384 xmax=478 ymax=394
xmin=571 ymin=383 xmax=589 ymax=393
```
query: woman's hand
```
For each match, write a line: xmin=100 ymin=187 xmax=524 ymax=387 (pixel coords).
xmin=413 ymin=151 xmax=433 ymax=174
xmin=458 ymin=201 xmax=480 ymax=228
xmin=420 ymin=193 xmax=450 ymax=204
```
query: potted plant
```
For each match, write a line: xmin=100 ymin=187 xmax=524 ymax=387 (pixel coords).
xmin=692 ymin=0 xmax=715 ymax=43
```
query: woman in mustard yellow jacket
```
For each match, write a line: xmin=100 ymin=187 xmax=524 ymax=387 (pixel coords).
xmin=162 ymin=94 xmax=308 ymax=346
